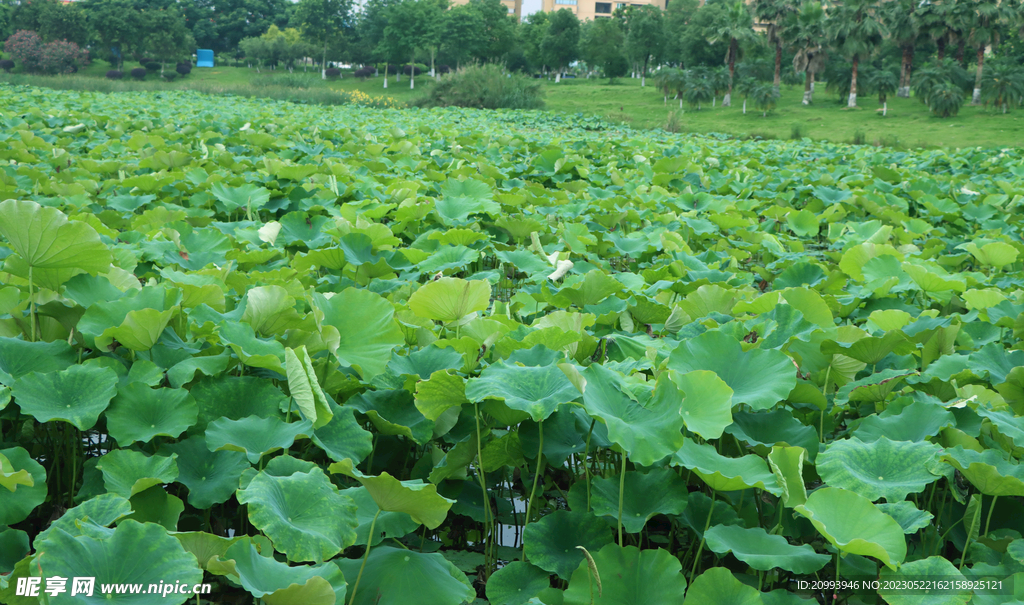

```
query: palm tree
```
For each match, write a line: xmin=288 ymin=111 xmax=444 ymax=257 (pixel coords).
xmin=827 ymin=0 xmax=887 ymax=108
xmin=882 ymin=0 xmax=920 ymax=98
xmin=915 ymin=1 xmax=949 ymax=61
xmin=788 ymin=1 xmax=827 ymax=105
xmin=981 ymin=62 xmax=1024 ymax=113
xmin=967 ymin=0 xmax=1014 ymax=105
xmin=754 ymin=0 xmax=796 ymax=95
xmin=707 ymin=0 xmax=758 ymax=106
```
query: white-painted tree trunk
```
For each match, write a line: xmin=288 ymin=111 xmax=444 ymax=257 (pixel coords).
xmin=897 ymin=86 xmax=909 ymax=98
xmin=411 ymin=71 xmax=415 ymax=89
xmin=972 ymin=88 xmax=981 ymax=104
xmin=555 ymin=73 xmax=561 ymax=83
xmin=641 ymin=75 xmax=645 ymax=87
xmin=742 ymin=99 xmax=746 ymax=114
xmin=722 ymin=93 xmax=731 ymax=107
xmin=847 ymin=92 xmax=856 ymax=108
xmin=883 ymin=101 xmax=887 ymax=116
xmin=713 ymin=97 xmax=716 ymax=108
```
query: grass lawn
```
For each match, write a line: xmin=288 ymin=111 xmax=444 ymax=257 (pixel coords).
xmin=10 ymin=58 xmax=1024 ymax=149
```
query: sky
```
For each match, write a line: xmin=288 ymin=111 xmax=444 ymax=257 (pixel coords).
xmin=521 ymin=0 xmax=542 ymax=16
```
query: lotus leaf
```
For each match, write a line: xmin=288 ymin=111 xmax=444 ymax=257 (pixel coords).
xmin=334 ymin=546 xmax=475 ymax=605
xmin=563 ymin=544 xmax=689 ymax=605
xmin=794 ymin=487 xmax=907 ymax=569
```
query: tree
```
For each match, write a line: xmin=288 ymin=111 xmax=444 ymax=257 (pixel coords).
xmin=967 ymin=0 xmax=1014 ymax=104
xmin=293 ymin=0 xmax=352 ymax=79
xmin=706 ymin=0 xmax=756 ymax=106
xmin=141 ymin=7 xmax=195 ymax=72
xmin=754 ymin=0 xmax=795 ymax=95
xmin=915 ymin=0 xmax=949 ymax=61
xmin=788 ymin=1 xmax=826 ymax=105
xmin=662 ymin=0 xmax=700 ymax=65
xmin=383 ymin=0 xmax=446 ymax=88
xmin=981 ymin=61 xmax=1024 ymax=113
xmin=79 ymin=0 xmax=140 ymax=68
xmin=580 ymin=16 xmax=626 ymax=82
xmin=827 ymin=0 xmax=886 ymax=108
xmin=517 ymin=11 xmax=549 ymax=73
xmin=624 ymin=5 xmax=664 ymax=87
xmin=881 ymin=0 xmax=919 ymax=98
xmin=439 ymin=2 xmax=486 ymax=68
xmin=541 ymin=8 xmax=579 ymax=83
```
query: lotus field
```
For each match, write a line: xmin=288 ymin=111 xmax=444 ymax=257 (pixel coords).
xmin=4 ymin=83 xmax=1024 ymax=605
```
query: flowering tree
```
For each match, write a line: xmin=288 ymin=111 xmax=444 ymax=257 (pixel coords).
xmin=3 ymin=30 xmax=87 ymax=74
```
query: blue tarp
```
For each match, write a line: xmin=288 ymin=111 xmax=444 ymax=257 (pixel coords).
xmin=197 ymin=49 xmax=214 ymax=68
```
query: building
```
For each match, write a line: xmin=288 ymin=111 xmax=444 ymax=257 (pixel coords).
xmin=540 ymin=0 xmax=665 ymax=22
xmin=449 ymin=0 xmax=523 ymax=21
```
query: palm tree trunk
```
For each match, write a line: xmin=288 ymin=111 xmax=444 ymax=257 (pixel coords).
xmin=848 ymin=54 xmax=859 ymax=108
xmin=773 ymin=39 xmax=782 ymax=95
xmin=937 ymin=38 xmax=946 ymax=61
xmin=972 ymin=46 xmax=984 ymax=104
xmin=803 ymin=68 xmax=813 ymax=104
xmin=898 ymin=45 xmax=913 ymax=97
xmin=723 ymin=39 xmax=736 ymax=106
xmin=956 ymin=39 xmax=966 ymax=67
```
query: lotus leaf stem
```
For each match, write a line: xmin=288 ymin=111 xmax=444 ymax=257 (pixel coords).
xmin=348 ymin=508 xmax=381 ymax=605
xmin=523 ymin=420 xmax=544 ymax=560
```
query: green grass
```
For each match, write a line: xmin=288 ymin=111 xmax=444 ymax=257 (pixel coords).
xmin=9 ymin=59 xmax=1024 ymax=149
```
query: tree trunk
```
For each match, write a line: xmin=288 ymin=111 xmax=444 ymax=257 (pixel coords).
xmin=972 ymin=46 xmax=984 ymax=104
xmin=848 ymin=54 xmax=859 ymax=108
xmin=555 ymin=68 xmax=561 ymax=83
xmin=723 ymin=39 xmax=736 ymax=106
xmin=803 ymin=68 xmax=813 ymax=104
xmin=410 ymin=55 xmax=415 ymax=89
xmin=937 ymin=38 xmax=946 ymax=61
xmin=384 ymin=63 xmax=389 ymax=88
xmin=641 ymin=55 xmax=648 ymax=87
xmin=898 ymin=45 xmax=912 ymax=97
xmin=743 ymin=98 xmax=746 ymax=114
xmin=773 ymin=38 xmax=781 ymax=95
xmin=431 ymin=51 xmax=437 ymax=79
xmin=883 ymin=101 xmax=887 ymax=116
xmin=321 ymin=44 xmax=327 ymax=79
xmin=956 ymin=38 xmax=966 ymax=67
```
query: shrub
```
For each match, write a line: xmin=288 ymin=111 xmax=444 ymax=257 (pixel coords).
xmin=927 ymin=82 xmax=965 ymax=118
xmin=38 ymin=40 xmax=87 ymax=75
xmin=130 ymin=68 xmax=147 ymax=80
xmin=416 ymin=64 xmax=545 ymax=110
xmin=144 ymin=61 xmax=161 ymax=72
xmin=981 ymin=62 xmax=1024 ymax=114
xmin=437 ymin=64 xmax=451 ymax=74
xmin=176 ymin=64 xmax=191 ymax=76
xmin=0 ymin=59 xmax=13 ymax=72
xmin=4 ymin=30 xmax=43 ymax=73
xmin=138 ymin=58 xmax=154 ymax=66
xmin=106 ymin=70 xmax=123 ymax=80
xmin=325 ymin=67 xmax=341 ymax=79
xmin=162 ymin=72 xmax=177 ymax=81
xmin=403 ymin=64 xmax=422 ymax=76
xmin=354 ymin=67 xmax=374 ymax=79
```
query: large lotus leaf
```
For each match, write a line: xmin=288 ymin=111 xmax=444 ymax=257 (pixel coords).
xmin=162 ymin=435 xmax=251 ymax=509
xmin=285 ymin=346 xmax=332 ymax=429
xmin=834 ymin=369 xmax=915 ymax=406
xmin=0 ymin=199 xmax=111 ymax=275
xmin=816 ymin=437 xmax=944 ymax=502
xmin=78 ymin=285 xmax=181 ymax=352
xmin=240 ymin=285 xmax=305 ymax=336
xmin=312 ymin=403 xmax=374 ymax=463
xmin=519 ymin=407 xmax=590 ymax=466
xmin=189 ymin=375 xmax=288 ymax=431
xmin=563 ymin=544 xmax=689 ymax=605
xmin=211 ymin=540 xmax=346 ymax=605
xmin=172 ymin=531 xmax=246 ymax=571
xmin=466 ymin=360 xmax=579 ymax=422
xmin=335 ymin=546 xmax=475 ymax=605
xmin=523 ymin=510 xmax=614 ymax=580
xmin=975 ymin=407 xmax=1024 ymax=450
xmin=33 ymin=493 xmax=131 ymax=546
xmin=727 ymin=409 xmax=819 ymax=461
xmin=768 ymin=446 xmax=808 ymax=508
xmin=341 ymin=486 xmax=421 ymax=546
xmin=420 ymin=245 xmax=480 ymax=274
xmin=347 ymin=388 xmax=434 ymax=445
xmin=704 ymin=525 xmax=830 ymax=574
xmin=12 ymin=364 xmax=118 ymax=430
xmin=485 ymin=561 xmax=551 ymax=605
xmin=670 ymin=440 xmax=782 ymax=495
xmin=206 ymin=416 xmax=312 ymax=464
xmin=581 ymin=364 xmax=685 ymax=466
xmin=0 ymin=450 xmax=32 ymax=492
xmin=558 ymin=270 xmax=625 ymax=307
xmin=165 ymin=353 xmax=232 ymax=389
xmin=236 ymin=468 xmax=358 ymax=563
xmin=328 ymin=458 xmax=453 ymax=529
xmin=34 ymin=520 xmax=203 ymax=605
xmin=589 ymin=468 xmax=688 ymax=533
xmin=683 ymin=567 xmax=763 ymax=605
xmin=313 ymin=289 xmax=404 ymax=380
xmin=210 ymin=182 xmax=271 ymax=213
xmin=97 ymin=307 xmax=175 ymax=352
xmin=878 ymin=556 xmax=970 ymax=605
xmin=820 ymin=332 xmax=914 ymax=365
xmin=877 ymin=501 xmax=935 ymax=534
xmin=0 ymin=528 xmax=29 ymax=574
xmin=0 ymin=447 xmax=46 ymax=526
xmin=96 ymin=449 xmax=179 ymax=498
xmin=125 ymin=485 xmax=184 ymax=530
xmin=105 ymin=382 xmax=198 ymax=445
xmin=0 ymin=337 xmax=75 ymax=384
xmin=670 ymin=369 xmax=733 ymax=440
xmin=414 ymin=370 xmax=468 ymax=421
xmin=794 ymin=487 xmax=907 ymax=570
xmin=667 ymin=330 xmax=797 ymax=410
xmin=942 ymin=446 xmax=1024 ymax=497
xmin=408 ymin=277 xmax=491 ymax=323
xmin=854 ymin=399 xmax=956 ymax=443
xmin=218 ymin=320 xmax=286 ymax=374
xmin=435 ymin=177 xmax=499 ymax=225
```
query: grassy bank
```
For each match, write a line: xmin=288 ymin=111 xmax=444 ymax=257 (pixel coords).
xmin=6 ymin=59 xmax=1024 ymax=148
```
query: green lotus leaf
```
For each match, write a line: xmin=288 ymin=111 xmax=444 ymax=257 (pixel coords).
xmin=467 ymin=359 xmax=579 ymax=422
xmin=523 ymin=510 xmax=614 ymax=580
xmin=834 ymin=369 xmax=915 ymax=406
xmin=786 ymin=209 xmax=819 ymax=237
xmin=878 ymin=556 xmax=970 ymax=605
xmin=435 ymin=177 xmax=499 ymax=225
xmin=189 ymin=375 xmax=288 ymax=431
xmin=210 ymin=540 xmax=346 ymax=605
xmin=558 ymin=270 xmax=625 ymax=307
xmin=942 ymin=446 xmax=1024 ymax=497
xmin=975 ymin=407 xmax=1024 ymax=450
xmin=414 ymin=370 xmax=469 ymax=421
xmin=486 ymin=562 xmax=551 ymax=605
xmin=165 ymin=353 xmax=232 ymax=389
xmin=312 ymin=403 xmax=374 ymax=463
xmin=96 ymin=449 xmax=179 ymax=498
xmin=0 ymin=199 xmax=112 ymax=277
xmin=794 ymin=487 xmax=907 ymax=570
xmin=34 ymin=520 xmax=203 ymax=605
xmin=210 ymin=182 xmax=271 ymax=214
xmin=341 ymin=485 xmax=421 ymax=546
xmin=125 ymin=485 xmax=184 ymax=530
xmin=313 ymin=289 xmax=404 ymax=380
xmin=420 ymin=245 xmax=480 ymax=274
xmin=348 ymin=388 xmax=434 ymax=445
xmin=683 ymin=567 xmax=763 ymax=605
xmin=408 ymin=277 xmax=491 ymax=323
xmin=959 ymin=241 xmax=1019 ymax=269
xmin=670 ymin=369 xmax=733 ymax=440
xmin=820 ymin=331 xmax=914 ymax=365
xmin=816 ymin=436 xmax=944 ymax=502
xmin=877 ymin=502 xmax=935 ymax=534
xmin=563 ymin=544 xmax=689 ymax=605
xmin=241 ymin=285 xmax=305 ymax=336
xmin=667 ymin=330 xmax=797 ymax=411
xmin=854 ymin=399 xmax=956 ymax=443
xmin=335 ymin=545 xmax=474 ymax=605
xmin=704 ymin=525 xmax=830 ymax=574
xmin=727 ymin=409 xmax=819 ymax=461
xmin=670 ymin=440 xmax=782 ymax=495
xmin=11 ymin=364 xmax=118 ymax=430
xmin=236 ymin=468 xmax=358 ymax=563
xmin=78 ymin=285 xmax=181 ymax=352
xmin=589 ymin=468 xmax=688 ymax=533
xmin=285 ymin=345 xmax=332 ymax=429
xmin=581 ymin=364 xmax=685 ymax=466
xmin=206 ymin=416 xmax=312 ymax=464
xmin=105 ymin=382 xmax=198 ymax=445
xmin=97 ymin=307 xmax=175 ymax=352
xmin=33 ymin=493 xmax=131 ymax=545
xmin=768 ymin=446 xmax=808 ymax=508
xmin=162 ymin=435 xmax=251 ymax=509
xmin=0 ymin=337 xmax=75 ymax=383
xmin=328 ymin=458 xmax=453 ymax=529
xmin=0 ymin=528 xmax=29 ymax=574
xmin=0 ymin=447 xmax=46 ymax=526
xmin=519 ymin=407 xmax=589 ymax=466
xmin=172 ymin=531 xmax=246 ymax=570
xmin=218 ymin=319 xmax=286 ymax=374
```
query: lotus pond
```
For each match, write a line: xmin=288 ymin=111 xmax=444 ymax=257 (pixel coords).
xmin=3 ymin=83 xmax=1024 ymax=605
